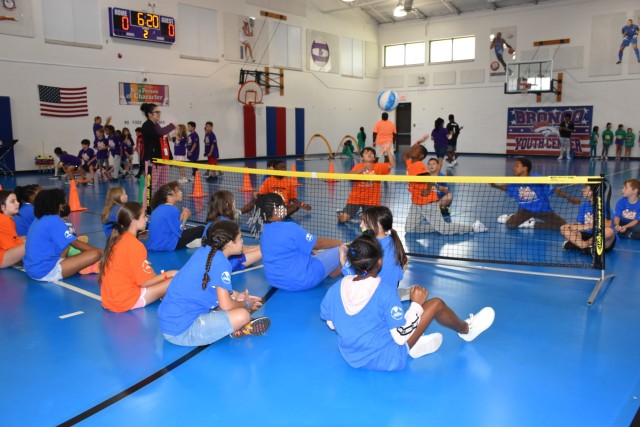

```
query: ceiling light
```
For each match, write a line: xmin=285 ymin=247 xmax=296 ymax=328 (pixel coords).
xmin=342 ymin=0 xmax=354 ymax=2
xmin=393 ymin=2 xmax=407 ymax=17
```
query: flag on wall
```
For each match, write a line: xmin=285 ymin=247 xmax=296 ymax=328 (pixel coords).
xmin=38 ymin=85 xmax=88 ymax=118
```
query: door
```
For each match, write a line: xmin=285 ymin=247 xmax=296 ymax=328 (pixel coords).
xmin=395 ymin=102 xmax=411 ymax=157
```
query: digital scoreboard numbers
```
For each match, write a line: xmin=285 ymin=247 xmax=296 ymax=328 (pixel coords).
xmin=108 ymin=7 xmax=175 ymax=44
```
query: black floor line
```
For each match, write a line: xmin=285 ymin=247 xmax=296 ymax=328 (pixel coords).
xmin=57 ymin=286 xmax=278 ymax=427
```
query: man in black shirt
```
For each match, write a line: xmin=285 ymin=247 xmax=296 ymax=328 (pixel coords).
xmin=446 ymin=114 xmax=463 ymax=167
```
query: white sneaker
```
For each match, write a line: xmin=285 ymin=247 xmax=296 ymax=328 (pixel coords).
xmin=497 ymin=214 xmax=512 ymax=224
xmin=398 ymin=286 xmax=412 ymax=302
xmin=446 ymin=161 xmax=454 ymax=168
xmin=472 ymin=220 xmax=488 ymax=233
xmin=451 ymin=159 xmax=457 ymax=166
xmin=557 ymin=156 xmax=563 ymax=160
xmin=186 ymin=238 xmax=202 ymax=249
xmin=178 ymin=177 xmax=188 ymax=183
xmin=409 ymin=333 xmax=443 ymax=358
xmin=519 ymin=218 xmax=536 ymax=228
xmin=458 ymin=307 xmax=495 ymax=342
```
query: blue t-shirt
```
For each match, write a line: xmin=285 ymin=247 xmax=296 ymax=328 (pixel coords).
xmin=204 ymin=131 xmax=219 ymax=159
xmin=577 ymin=201 xmax=593 ymax=231
xmin=146 ymin=204 xmax=182 ymax=251
xmin=158 ymin=249 xmax=233 ymax=336
xmin=187 ymin=132 xmax=200 ymax=161
xmin=614 ymin=197 xmax=640 ymax=226
xmin=103 ymin=204 xmax=121 ymax=237
xmin=320 ymin=276 xmax=408 ymax=371
xmin=174 ymin=136 xmax=187 ymax=157
xmin=24 ymin=215 xmax=77 ymax=279
xmin=506 ymin=175 xmax=554 ymax=213
xmin=260 ymin=221 xmax=325 ymax=291
xmin=14 ymin=203 xmax=35 ymax=236
xmin=622 ymin=24 xmax=639 ymax=39
xmin=377 ymin=236 xmax=404 ymax=287
xmin=436 ymin=172 xmax=449 ymax=199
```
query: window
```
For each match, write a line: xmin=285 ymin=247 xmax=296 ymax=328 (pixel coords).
xmin=429 ymin=36 xmax=475 ymax=64
xmin=341 ymin=37 xmax=364 ymax=77
xmin=384 ymin=42 xmax=425 ymax=67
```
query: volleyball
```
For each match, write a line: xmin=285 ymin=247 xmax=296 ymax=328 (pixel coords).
xmin=377 ymin=90 xmax=399 ymax=112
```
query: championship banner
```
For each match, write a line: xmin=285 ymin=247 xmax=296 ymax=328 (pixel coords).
xmin=507 ymin=106 xmax=593 ymax=157
xmin=119 ymin=83 xmax=170 ymax=105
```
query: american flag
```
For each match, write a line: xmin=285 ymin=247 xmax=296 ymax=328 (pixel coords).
xmin=38 ymin=85 xmax=88 ymax=118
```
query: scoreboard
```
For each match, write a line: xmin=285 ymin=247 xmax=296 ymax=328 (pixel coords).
xmin=108 ymin=7 xmax=175 ymax=44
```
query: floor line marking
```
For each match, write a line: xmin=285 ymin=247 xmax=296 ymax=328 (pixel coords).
xmin=53 ymin=280 xmax=102 ymax=301
xmin=57 ymin=285 xmax=279 ymax=427
xmin=59 ymin=311 xmax=85 ymax=319
xmin=232 ymin=264 xmax=264 ymax=275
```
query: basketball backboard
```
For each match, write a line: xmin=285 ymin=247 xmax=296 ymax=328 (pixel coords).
xmin=505 ymin=60 xmax=554 ymax=94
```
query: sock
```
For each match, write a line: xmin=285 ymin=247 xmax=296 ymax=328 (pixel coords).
xmin=619 ymin=51 xmax=623 ymax=61
xmin=635 ymin=48 xmax=640 ymax=60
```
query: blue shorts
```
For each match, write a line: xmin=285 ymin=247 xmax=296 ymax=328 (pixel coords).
xmin=164 ymin=309 xmax=234 ymax=347
xmin=621 ymin=36 xmax=637 ymax=48
xmin=434 ymin=145 xmax=447 ymax=158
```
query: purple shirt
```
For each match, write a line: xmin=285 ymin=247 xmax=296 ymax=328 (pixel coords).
xmin=94 ymin=137 xmax=109 ymax=159
xmin=204 ymin=131 xmax=218 ymax=159
xmin=174 ymin=136 xmax=187 ymax=156
xmin=60 ymin=152 xmax=81 ymax=167
xmin=107 ymin=135 xmax=122 ymax=157
xmin=431 ymin=127 xmax=449 ymax=148
xmin=78 ymin=147 xmax=96 ymax=166
xmin=187 ymin=132 xmax=199 ymax=161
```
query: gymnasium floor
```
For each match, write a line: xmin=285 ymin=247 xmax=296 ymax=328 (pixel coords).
xmin=0 ymin=155 xmax=639 ymax=427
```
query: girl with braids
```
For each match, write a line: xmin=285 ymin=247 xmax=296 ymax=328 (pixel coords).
xmin=202 ymin=190 xmax=262 ymax=271
xmin=13 ymin=184 xmax=41 ymax=236
xmin=24 ymin=189 xmax=102 ymax=281
xmin=146 ymin=181 xmax=205 ymax=251
xmin=0 ymin=190 xmax=26 ymax=268
xmin=158 ymin=221 xmax=270 ymax=345
xmin=101 ymin=187 xmax=128 ymax=237
xmin=321 ymin=234 xmax=496 ymax=371
xmin=250 ymin=192 xmax=343 ymax=291
xmin=99 ymin=202 xmax=176 ymax=312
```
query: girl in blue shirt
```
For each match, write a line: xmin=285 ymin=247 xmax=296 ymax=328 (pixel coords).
xmin=13 ymin=184 xmax=41 ymax=236
xmin=203 ymin=190 xmax=261 ymax=271
xmin=158 ymin=221 xmax=270 ymax=346
xmin=250 ymin=192 xmax=343 ymax=291
xmin=147 ymin=181 xmax=205 ymax=251
xmin=24 ymin=189 xmax=102 ymax=281
xmin=101 ymin=187 xmax=127 ymax=237
xmin=321 ymin=234 xmax=495 ymax=371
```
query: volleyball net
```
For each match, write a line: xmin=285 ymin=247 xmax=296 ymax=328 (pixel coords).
xmin=147 ymin=159 xmax=610 ymax=274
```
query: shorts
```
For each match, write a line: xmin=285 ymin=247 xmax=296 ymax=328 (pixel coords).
xmin=208 ymin=157 xmax=218 ymax=165
xmin=339 ymin=204 xmax=369 ymax=219
xmin=434 ymin=145 xmax=447 ymax=158
xmin=581 ymin=230 xmax=616 ymax=251
xmin=174 ymin=155 xmax=186 ymax=161
xmin=163 ymin=309 xmax=234 ymax=347
xmin=446 ymin=143 xmax=457 ymax=153
xmin=375 ymin=142 xmax=394 ymax=158
xmin=96 ymin=158 xmax=108 ymax=168
xmin=131 ymin=287 xmax=148 ymax=310
xmin=621 ymin=36 xmax=637 ymax=48
xmin=35 ymin=258 xmax=64 ymax=282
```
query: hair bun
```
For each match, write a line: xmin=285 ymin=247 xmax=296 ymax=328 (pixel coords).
xmin=362 ymin=229 xmax=375 ymax=238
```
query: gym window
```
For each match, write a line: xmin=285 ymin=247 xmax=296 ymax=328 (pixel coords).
xmin=429 ymin=36 xmax=475 ymax=64
xmin=384 ymin=42 xmax=425 ymax=67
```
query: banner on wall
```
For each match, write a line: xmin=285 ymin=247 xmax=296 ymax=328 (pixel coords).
xmin=119 ymin=83 xmax=170 ymax=105
xmin=506 ymin=106 xmax=593 ymax=157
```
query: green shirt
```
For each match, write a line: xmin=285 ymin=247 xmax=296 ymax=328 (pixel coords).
xmin=615 ymin=129 xmax=626 ymax=144
xmin=602 ymin=130 xmax=614 ymax=145
xmin=625 ymin=132 xmax=635 ymax=147
xmin=590 ymin=131 xmax=599 ymax=146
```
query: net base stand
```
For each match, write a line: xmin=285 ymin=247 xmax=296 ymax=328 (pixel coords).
xmin=587 ymin=272 xmax=616 ymax=306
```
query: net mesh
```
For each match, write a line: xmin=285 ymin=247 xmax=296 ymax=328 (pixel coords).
xmin=147 ymin=159 xmax=606 ymax=270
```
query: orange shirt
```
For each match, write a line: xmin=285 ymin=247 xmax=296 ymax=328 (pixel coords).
xmin=346 ymin=162 xmax=391 ymax=206
xmin=406 ymin=160 xmax=438 ymax=205
xmin=373 ymin=120 xmax=396 ymax=145
xmin=258 ymin=176 xmax=298 ymax=204
xmin=0 ymin=214 xmax=22 ymax=251
xmin=101 ymin=232 xmax=155 ymax=312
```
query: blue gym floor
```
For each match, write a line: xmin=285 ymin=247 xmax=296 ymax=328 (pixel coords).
xmin=1 ymin=155 xmax=639 ymax=427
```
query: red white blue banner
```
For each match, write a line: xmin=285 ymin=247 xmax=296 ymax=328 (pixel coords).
xmin=507 ymin=106 xmax=593 ymax=157
xmin=119 ymin=83 xmax=169 ymax=105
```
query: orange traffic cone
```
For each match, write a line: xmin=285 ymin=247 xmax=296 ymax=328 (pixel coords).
xmin=324 ymin=161 xmax=337 ymax=182
xmin=68 ymin=180 xmax=87 ymax=212
xmin=189 ymin=171 xmax=208 ymax=198
xmin=291 ymin=163 xmax=302 ymax=187
xmin=240 ymin=173 xmax=254 ymax=192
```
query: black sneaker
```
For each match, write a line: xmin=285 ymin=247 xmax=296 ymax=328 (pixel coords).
xmin=580 ymin=246 xmax=593 ymax=255
xmin=440 ymin=207 xmax=451 ymax=216
xmin=562 ymin=240 xmax=579 ymax=251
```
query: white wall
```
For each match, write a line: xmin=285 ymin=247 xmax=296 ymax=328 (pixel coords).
xmin=1 ymin=0 xmax=380 ymax=171
xmin=378 ymin=0 xmax=640 ymax=155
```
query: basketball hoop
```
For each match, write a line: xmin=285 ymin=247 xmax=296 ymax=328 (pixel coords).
xmin=518 ymin=81 xmax=532 ymax=95
xmin=238 ymin=81 xmax=263 ymax=107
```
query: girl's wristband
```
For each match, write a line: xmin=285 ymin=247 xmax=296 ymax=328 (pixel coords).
xmin=161 ymin=270 xmax=168 ymax=280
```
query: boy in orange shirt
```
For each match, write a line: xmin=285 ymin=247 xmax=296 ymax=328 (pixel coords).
xmin=403 ymin=144 xmax=487 ymax=234
xmin=373 ymin=112 xmax=397 ymax=162
xmin=242 ymin=160 xmax=311 ymax=217
xmin=338 ymin=147 xmax=396 ymax=223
